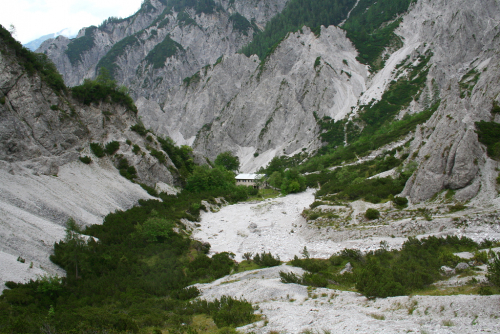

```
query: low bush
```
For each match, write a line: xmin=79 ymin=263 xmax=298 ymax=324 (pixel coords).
xmin=150 ymin=149 xmax=167 ymax=163
xmin=253 ymin=252 xmax=280 ymax=267
xmin=190 ymin=296 xmax=254 ymax=328
xmin=449 ymin=203 xmax=466 ymax=212
xmin=140 ymin=183 xmax=159 ymax=197
xmin=279 ymin=271 xmax=303 ymax=284
xmin=90 ymin=143 xmax=105 ymax=157
xmin=131 ymin=122 xmax=148 ymax=136
xmin=104 ymin=141 xmax=120 ymax=155
xmin=117 ymin=158 xmax=137 ymax=180
xmin=79 ymin=156 xmax=92 ymax=164
xmin=365 ymin=208 xmax=380 ymax=220
xmin=475 ymin=120 xmax=500 ymax=160
xmin=393 ymin=196 xmax=408 ymax=208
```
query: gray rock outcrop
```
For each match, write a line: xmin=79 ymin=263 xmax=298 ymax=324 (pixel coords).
xmin=35 ymin=0 xmax=500 ymax=204
xmin=455 ymin=262 xmax=470 ymax=271
xmin=37 ymin=0 xmax=288 ymax=102
xmin=0 ymin=33 xmax=181 ymax=289
xmin=139 ymin=25 xmax=368 ymax=171
xmin=340 ymin=262 xmax=353 ymax=275
xmin=139 ymin=0 xmax=500 ymax=205
xmin=396 ymin=0 xmax=500 ymax=203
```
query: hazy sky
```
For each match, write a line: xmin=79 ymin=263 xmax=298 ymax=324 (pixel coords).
xmin=1 ymin=0 xmax=144 ymax=44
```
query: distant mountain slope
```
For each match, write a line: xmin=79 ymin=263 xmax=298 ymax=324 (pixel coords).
xmin=139 ymin=0 xmax=500 ymax=207
xmin=37 ymin=0 xmax=500 ymax=205
xmin=36 ymin=0 xmax=288 ymax=102
xmin=23 ymin=28 xmax=77 ymax=51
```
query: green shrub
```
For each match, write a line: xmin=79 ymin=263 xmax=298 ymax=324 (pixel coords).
xmin=140 ymin=183 xmax=159 ymax=197
xmin=475 ymin=120 xmax=500 ymax=160
xmin=247 ymin=186 xmax=258 ymax=196
xmin=131 ymin=122 xmax=148 ymax=136
xmin=79 ymin=156 xmax=92 ymax=164
xmin=492 ymin=101 xmax=500 ymax=114
xmin=65 ymin=26 xmax=97 ymax=65
xmin=71 ymin=68 xmax=137 ymax=113
xmin=104 ymin=141 xmax=120 ymax=155
xmin=279 ymin=271 xmax=303 ymax=284
xmin=393 ymin=196 xmax=408 ymax=207
xmin=0 ymin=25 xmax=66 ymax=93
xmin=185 ymin=165 xmax=235 ymax=193
xmin=479 ymin=286 xmax=493 ymax=295
xmin=137 ymin=217 xmax=174 ymax=243
xmin=365 ymin=208 xmax=380 ymax=220
xmin=132 ymin=145 xmax=141 ymax=154
xmin=116 ymin=158 xmax=137 ymax=180
xmin=448 ymin=203 xmax=466 ymax=212
xmin=473 ymin=251 xmax=488 ymax=265
xmin=90 ymin=143 xmax=105 ymax=157
xmin=310 ymin=201 xmax=326 ymax=209
xmin=183 ymin=71 xmax=201 ymax=87
xmin=190 ymin=296 xmax=254 ymax=328
xmin=150 ymin=149 xmax=167 ymax=163
xmin=314 ymin=56 xmax=321 ymax=69
xmin=0 ymin=96 xmax=5 ymax=105
xmin=214 ymin=151 xmax=240 ymax=172
xmin=252 ymin=252 xmax=280 ymax=267
xmin=171 ymin=286 xmax=200 ymax=300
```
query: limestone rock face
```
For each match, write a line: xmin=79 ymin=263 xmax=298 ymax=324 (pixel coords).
xmin=37 ymin=0 xmax=167 ymax=87
xmin=0 ymin=35 xmax=180 ymax=288
xmin=37 ymin=0 xmax=288 ymax=102
xmin=140 ymin=0 xmax=500 ymax=203
xmin=140 ymin=26 xmax=368 ymax=172
xmin=397 ymin=0 xmax=500 ymax=203
xmin=35 ymin=0 xmax=500 ymax=204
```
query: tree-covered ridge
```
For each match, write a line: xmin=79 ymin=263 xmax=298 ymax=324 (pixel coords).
xmin=93 ymin=0 xmax=224 ymax=77
xmin=65 ymin=26 xmax=97 ymax=66
xmin=71 ymin=68 xmax=138 ymax=113
xmin=240 ymin=0 xmax=358 ymax=60
xmin=0 ymin=25 xmax=66 ymax=93
xmin=157 ymin=0 xmax=220 ymax=15
xmin=343 ymin=0 xmax=417 ymax=69
xmin=96 ymin=33 xmax=142 ymax=79
xmin=229 ymin=13 xmax=256 ymax=36
xmin=239 ymin=0 xmax=416 ymax=70
xmin=145 ymin=34 xmax=184 ymax=69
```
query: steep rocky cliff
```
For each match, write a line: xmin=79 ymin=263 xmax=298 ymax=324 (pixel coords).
xmin=37 ymin=0 xmax=288 ymax=102
xmin=35 ymin=0 xmax=500 ymax=205
xmin=138 ymin=0 xmax=500 ymax=206
xmin=0 ymin=29 xmax=181 ymax=288
xmin=138 ymin=25 xmax=367 ymax=172
xmin=395 ymin=0 xmax=500 ymax=204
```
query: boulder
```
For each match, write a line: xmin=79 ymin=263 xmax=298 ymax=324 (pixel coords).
xmin=440 ymin=266 xmax=456 ymax=276
xmin=340 ymin=262 xmax=353 ymax=275
xmin=455 ymin=262 xmax=470 ymax=271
